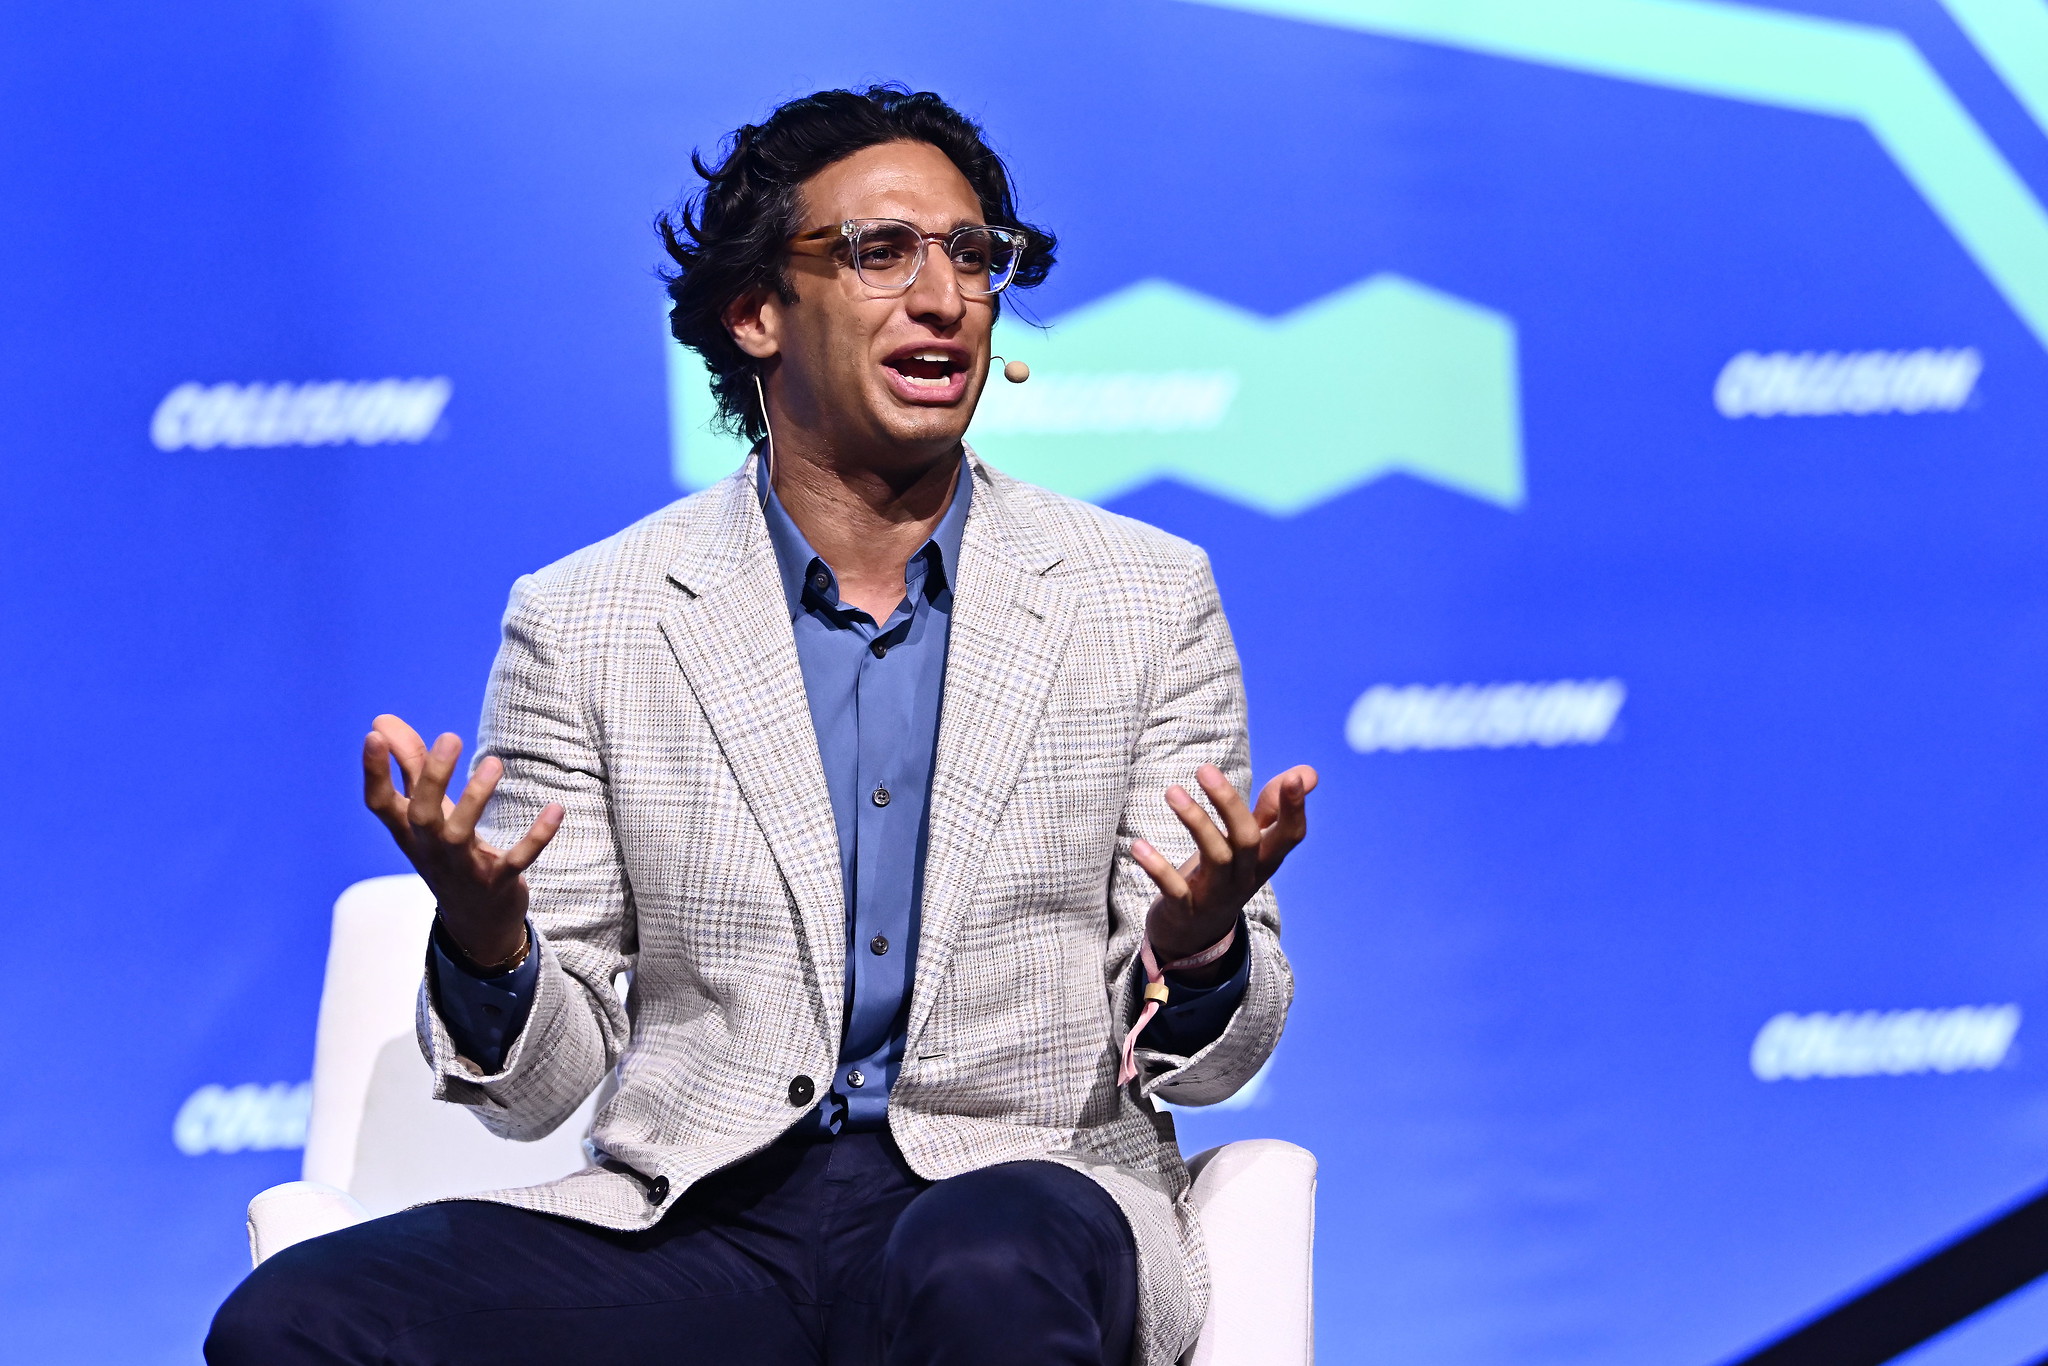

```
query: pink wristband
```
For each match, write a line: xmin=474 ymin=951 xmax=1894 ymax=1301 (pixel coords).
xmin=1117 ymin=924 xmax=1238 ymax=1086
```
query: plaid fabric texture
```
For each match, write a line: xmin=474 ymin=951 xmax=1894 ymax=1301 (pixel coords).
xmin=415 ymin=451 xmax=1292 ymax=1366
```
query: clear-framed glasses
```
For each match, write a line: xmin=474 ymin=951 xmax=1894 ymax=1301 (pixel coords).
xmin=787 ymin=218 xmax=1027 ymax=297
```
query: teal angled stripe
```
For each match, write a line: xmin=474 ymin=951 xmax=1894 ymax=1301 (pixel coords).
xmin=1180 ymin=0 xmax=2048 ymax=354
xmin=1938 ymin=0 xmax=2048 ymax=138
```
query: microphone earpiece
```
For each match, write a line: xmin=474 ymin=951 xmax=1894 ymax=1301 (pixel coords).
xmin=991 ymin=356 xmax=1030 ymax=384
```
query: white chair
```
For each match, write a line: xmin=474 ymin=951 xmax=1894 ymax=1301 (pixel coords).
xmin=247 ymin=875 xmax=1316 ymax=1363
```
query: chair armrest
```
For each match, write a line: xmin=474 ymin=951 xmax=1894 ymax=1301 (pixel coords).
xmin=1184 ymin=1139 xmax=1318 ymax=1366
xmin=247 ymin=1180 xmax=371 ymax=1266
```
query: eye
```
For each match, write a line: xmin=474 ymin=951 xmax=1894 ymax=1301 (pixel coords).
xmin=948 ymin=229 xmax=997 ymax=272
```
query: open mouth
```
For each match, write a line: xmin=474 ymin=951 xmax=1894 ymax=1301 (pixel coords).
xmin=883 ymin=348 xmax=969 ymax=401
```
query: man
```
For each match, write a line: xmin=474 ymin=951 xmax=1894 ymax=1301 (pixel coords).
xmin=208 ymin=85 xmax=1316 ymax=1366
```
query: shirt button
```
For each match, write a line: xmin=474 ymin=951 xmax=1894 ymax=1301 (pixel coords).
xmin=788 ymin=1075 xmax=815 ymax=1106
xmin=871 ymin=786 xmax=891 ymax=807
xmin=870 ymin=640 xmax=888 ymax=659
xmin=847 ymin=1070 xmax=866 ymax=1088
xmin=811 ymin=571 xmax=830 ymax=592
xmin=870 ymin=934 xmax=889 ymax=956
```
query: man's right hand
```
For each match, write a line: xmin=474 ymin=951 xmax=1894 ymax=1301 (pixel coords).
xmin=361 ymin=714 xmax=563 ymax=969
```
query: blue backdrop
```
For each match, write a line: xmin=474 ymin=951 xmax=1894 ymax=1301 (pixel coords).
xmin=8 ymin=1 xmax=2048 ymax=1361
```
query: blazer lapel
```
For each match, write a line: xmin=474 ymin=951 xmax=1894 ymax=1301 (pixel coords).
xmin=656 ymin=459 xmax=846 ymax=1034
xmin=907 ymin=456 xmax=1077 ymax=1048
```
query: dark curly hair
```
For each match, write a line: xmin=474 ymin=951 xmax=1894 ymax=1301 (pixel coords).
xmin=658 ymin=85 xmax=1057 ymax=445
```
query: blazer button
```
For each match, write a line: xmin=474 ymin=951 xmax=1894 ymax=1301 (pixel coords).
xmin=788 ymin=1075 xmax=816 ymax=1106
xmin=647 ymin=1175 xmax=670 ymax=1204
xmin=871 ymin=786 xmax=891 ymax=807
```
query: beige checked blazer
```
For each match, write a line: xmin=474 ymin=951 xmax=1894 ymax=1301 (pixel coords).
xmin=416 ymin=449 xmax=1292 ymax=1366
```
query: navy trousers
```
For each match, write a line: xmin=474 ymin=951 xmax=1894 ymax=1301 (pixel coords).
xmin=205 ymin=1129 xmax=1137 ymax=1366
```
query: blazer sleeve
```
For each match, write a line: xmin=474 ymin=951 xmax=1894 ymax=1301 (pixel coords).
xmin=1116 ymin=548 xmax=1293 ymax=1105
xmin=414 ymin=573 xmax=634 ymax=1140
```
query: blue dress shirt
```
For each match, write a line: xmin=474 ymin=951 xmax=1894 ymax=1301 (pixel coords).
xmin=759 ymin=455 xmax=965 ymax=1131
xmin=431 ymin=454 xmax=1249 ymax=1119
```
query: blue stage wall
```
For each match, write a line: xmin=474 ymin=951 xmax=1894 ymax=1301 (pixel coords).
xmin=7 ymin=2 xmax=2048 ymax=1361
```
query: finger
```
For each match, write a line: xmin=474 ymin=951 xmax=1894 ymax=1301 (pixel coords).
xmin=360 ymin=732 xmax=411 ymax=833
xmin=1276 ymin=765 xmax=1318 ymax=835
xmin=501 ymin=802 xmax=565 ymax=875
xmin=1254 ymin=764 xmax=1321 ymax=828
xmin=1166 ymin=785 xmax=1233 ymax=867
xmin=1195 ymin=763 xmax=1260 ymax=853
xmin=373 ymin=715 xmax=431 ymax=796
xmin=441 ymin=754 xmax=503 ymax=847
xmin=1129 ymin=838 xmax=1192 ymax=903
xmin=408 ymin=732 xmax=464 ymax=835
xmin=1257 ymin=768 xmax=1319 ymax=879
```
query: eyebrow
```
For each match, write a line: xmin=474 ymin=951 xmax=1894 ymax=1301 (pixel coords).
xmin=863 ymin=214 xmax=989 ymax=232
xmin=790 ymin=213 xmax=993 ymax=244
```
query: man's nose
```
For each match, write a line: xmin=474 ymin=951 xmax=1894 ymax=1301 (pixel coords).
xmin=904 ymin=241 xmax=967 ymax=324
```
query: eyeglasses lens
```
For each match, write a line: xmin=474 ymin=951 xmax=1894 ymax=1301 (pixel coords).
xmin=948 ymin=228 xmax=1023 ymax=295
xmin=850 ymin=223 xmax=1023 ymax=296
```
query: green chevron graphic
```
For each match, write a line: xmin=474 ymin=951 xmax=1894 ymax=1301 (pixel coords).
xmin=1181 ymin=0 xmax=2048 ymax=355
xmin=667 ymin=274 xmax=1523 ymax=514
xmin=973 ymin=276 xmax=1521 ymax=513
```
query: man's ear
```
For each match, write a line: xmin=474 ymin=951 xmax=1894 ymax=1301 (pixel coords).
xmin=723 ymin=287 xmax=780 ymax=362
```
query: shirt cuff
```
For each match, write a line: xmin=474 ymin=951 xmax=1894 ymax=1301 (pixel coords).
xmin=1135 ymin=915 xmax=1250 ymax=1057
xmin=427 ymin=921 xmax=539 ymax=1075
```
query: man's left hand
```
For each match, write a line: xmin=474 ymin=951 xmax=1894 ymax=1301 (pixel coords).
xmin=1130 ymin=763 xmax=1319 ymax=984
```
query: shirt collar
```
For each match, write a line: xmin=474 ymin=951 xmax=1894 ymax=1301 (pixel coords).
xmin=756 ymin=449 xmax=972 ymax=620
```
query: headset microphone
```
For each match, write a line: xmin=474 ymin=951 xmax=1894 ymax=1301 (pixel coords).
xmin=992 ymin=355 xmax=1030 ymax=384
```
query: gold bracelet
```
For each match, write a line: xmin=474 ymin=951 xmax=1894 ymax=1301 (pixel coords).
xmin=440 ymin=919 xmax=531 ymax=975
xmin=485 ymin=928 xmax=533 ymax=974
